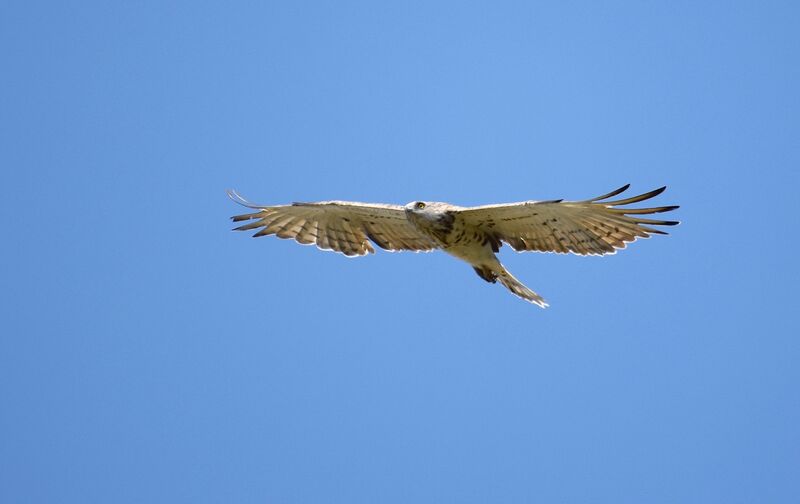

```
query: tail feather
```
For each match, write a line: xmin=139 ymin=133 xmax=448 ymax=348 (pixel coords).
xmin=496 ymin=265 xmax=548 ymax=308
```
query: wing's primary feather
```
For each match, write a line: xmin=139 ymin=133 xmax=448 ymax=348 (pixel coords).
xmin=227 ymin=190 xmax=437 ymax=256
xmin=459 ymin=185 xmax=679 ymax=256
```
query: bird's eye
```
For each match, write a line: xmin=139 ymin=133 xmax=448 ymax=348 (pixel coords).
xmin=416 ymin=202 xmax=426 ymax=209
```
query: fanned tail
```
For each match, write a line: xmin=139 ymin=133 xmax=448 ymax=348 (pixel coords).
xmin=497 ymin=265 xmax=548 ymax=308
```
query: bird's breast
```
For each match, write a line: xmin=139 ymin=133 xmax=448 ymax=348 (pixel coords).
xmin=408 ymin=211 xmax=456 ymax=244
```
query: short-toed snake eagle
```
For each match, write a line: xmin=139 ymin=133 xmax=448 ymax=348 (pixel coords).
xmin=228 ymin=184 xmax=679 ymax=307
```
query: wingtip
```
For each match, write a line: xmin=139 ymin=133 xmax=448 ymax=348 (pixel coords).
xmin=226 ymin=189 xmax=266 ymax=209
xmin=586 ymin=183 xmax=631 ymax=203
xmin=603 ymin=185 xmax=670 ymax=206
xmin=226 ymin=188 xmax=243 ymax=204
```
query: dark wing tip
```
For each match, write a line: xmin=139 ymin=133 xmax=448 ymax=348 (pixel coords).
xmin=586 ymin=184 xmax=631 ymax=202
xmin=604 ymin=185 xmax=669 ymax=206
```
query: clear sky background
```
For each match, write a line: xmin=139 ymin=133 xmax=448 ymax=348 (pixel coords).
xmin=2 ymin=1 xmax=799 ymax=502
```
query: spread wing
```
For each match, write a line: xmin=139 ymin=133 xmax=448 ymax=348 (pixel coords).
xmin=458 ymin=185 xmax=679 ymax=255
xmin=227 ymin=190 xmax=437 ymax=256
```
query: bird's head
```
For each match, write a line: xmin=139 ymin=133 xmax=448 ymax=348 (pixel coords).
xmin=404 ymin=201 xmax=430 ymax=213
xmin=404 ymin=201 xmax=455 ymax=235
xmin=404 ymin=201 xmax=439 ymax=227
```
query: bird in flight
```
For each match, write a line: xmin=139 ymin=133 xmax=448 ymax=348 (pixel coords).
xmin=227 ymin=184 xmax=679 ymax=307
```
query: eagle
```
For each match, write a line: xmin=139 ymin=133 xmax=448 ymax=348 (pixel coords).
xmin=227 ymin=184 xmax=679 ymax=307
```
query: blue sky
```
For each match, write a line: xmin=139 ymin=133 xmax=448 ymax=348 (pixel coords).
xmin=2 ymin=1 xmax=799 ymax=502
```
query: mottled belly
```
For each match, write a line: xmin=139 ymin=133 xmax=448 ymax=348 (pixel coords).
xmin=440 ymin=224 xmax=499 ymax=264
